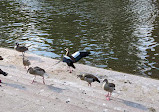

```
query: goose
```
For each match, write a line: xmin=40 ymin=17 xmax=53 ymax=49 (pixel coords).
xmin=14 ymin=43 xmax=28 ymax=56
xmin=77 ymin=73 xmax=100 ymax=86
xmin=27 ymin=66 xmax=46 ymax=84
xmin=102 ymin=79 xmax=115 ymax=101
xmin=0 ymin=56 xmax=3 ymax=60
xmin=63 ymin=48 xmax=90 ymax=73
xmin=23 ymin=56 xmax=31 ymax=69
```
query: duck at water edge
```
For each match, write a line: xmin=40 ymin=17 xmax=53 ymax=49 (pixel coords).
xmin=14 ymin=43 xmax=28 ymax=56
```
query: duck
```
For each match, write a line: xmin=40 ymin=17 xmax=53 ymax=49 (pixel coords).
xmin=0 ymin=59 xmax=7 ymax=86
xmin=0 ymin=56 xmax=3 ymax=60
xmin=102 ymin=79 xmax=115 ymax=101
xmin=27 ymin=66 xmax=46 ymax=84
xmin=23 ymin=56 xmax=31 ymax=69
xmin=63 ymin=48 xmax=90 ymax=73
xmin=0 ymin=69 xmax=8 ymax=86
xmin=77 ymin=73 xmax=100 ymax=87
xmin=14 ymin=43 xmax=28 ymax=56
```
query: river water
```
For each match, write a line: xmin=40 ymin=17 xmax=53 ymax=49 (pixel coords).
xmin=1 ymin=0 xmax=159 ymax=79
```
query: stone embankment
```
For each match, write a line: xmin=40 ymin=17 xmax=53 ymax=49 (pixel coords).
xmin=0 ymin=48 xmax=158 ymax=112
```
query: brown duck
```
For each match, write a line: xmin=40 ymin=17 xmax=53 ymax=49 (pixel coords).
xmin=14 ymin=43 xmax=28 ymax=56
xmin=23 ymin=56 xmax=31 ymax=69
xmin=77 ymin=73 xmax=100 ymax=87
xmin=27 ymin=66 xmax=46 ymax=84
xmin=102 ymin=79 xmax=115 ymax=101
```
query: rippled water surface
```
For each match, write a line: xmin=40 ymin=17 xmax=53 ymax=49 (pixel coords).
xmin=1 ymin=0 xmax=159 ymax=79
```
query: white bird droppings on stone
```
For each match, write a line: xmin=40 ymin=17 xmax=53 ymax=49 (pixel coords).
xmin=103 ymin=109 xmax=108 ymax=112
xmin=114 ymin=107 xmax=122 ymax=111
xmin=40 ymin=89 xmax=44 ymax=92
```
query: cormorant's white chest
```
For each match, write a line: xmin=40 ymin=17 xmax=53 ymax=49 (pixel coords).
xmin=64 ymin=55 xmax=71 ymax=60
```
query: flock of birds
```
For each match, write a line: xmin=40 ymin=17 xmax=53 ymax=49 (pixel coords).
xmin=0 ymin=43 xmax=115 ymax=101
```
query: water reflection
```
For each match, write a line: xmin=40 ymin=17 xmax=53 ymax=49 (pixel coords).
xmin=128 ymin=0 xmax=159 ymax=77
xmin=0 ymin=0 xmax=159 ymax=79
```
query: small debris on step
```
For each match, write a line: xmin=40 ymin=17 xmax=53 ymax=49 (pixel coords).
xmin=66 ymin=98 xmax=70 ymax=103
xmin=82 ymin=90 xmax=86 ymax=94
xmin=148 ymin=107 xmax=156 ymax=112
xmin=124 ymin=80 xmax=132 ymax=84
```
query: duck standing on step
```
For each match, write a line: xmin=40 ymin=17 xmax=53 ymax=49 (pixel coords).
xmin=77 ymin=73 xmax=100 ymax=87
xmin=0 ymin=57 xmax=8 ymax=86
xmin=14 ymin=43 xmax=28 ymax=56
xmin=0 ymin=69 xmax=8 ymax=86
xmin=22 ymin=55 xmax=31 ymax=69
xmin=102 ymin=79 xmax=115 ymax=101
xmin=27 ymin=66 xmax=46 ymax=84
xmin=63 ymin=48 xmax=90 ymax=73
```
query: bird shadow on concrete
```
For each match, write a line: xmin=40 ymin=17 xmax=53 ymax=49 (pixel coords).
xmin=117 ymin=98 xmax=148 ymax=111
xmin=2 ymin=82 xmax=26 ymax=90
xmin=47 ymin=84 xmax=65 ymax=93
xmin=27 ymin=56 xmax=44 ymax=62
xmin=0 ymin=64 xmax=16 ymax=69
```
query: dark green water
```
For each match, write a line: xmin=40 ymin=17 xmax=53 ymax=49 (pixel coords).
xmin=1 ymin=0 xmax=159 ymax=79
